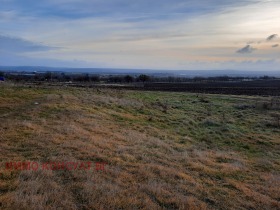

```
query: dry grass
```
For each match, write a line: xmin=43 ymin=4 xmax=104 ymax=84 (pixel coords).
xmin=0 ymin=83 xmax=279 ymax=209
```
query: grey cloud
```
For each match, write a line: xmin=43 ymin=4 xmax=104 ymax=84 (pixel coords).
xmin=271 ymin=44 xmax=279 ymax=48
xmin=1 ymin=0 xmax=262 ymax=19
xmin=0 ymin=51 xmax=91 ymax=68
xmin=236 ymin=45 xmax=256 ymax=54
xmin=266 ymin=34 xmax=278 ymax=41
xmin=0 ymin=35 xmax=57 ymax=53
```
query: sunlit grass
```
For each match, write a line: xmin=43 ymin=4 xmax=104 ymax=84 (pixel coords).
xmin=0 ymin=83 xmax=279 ymax=209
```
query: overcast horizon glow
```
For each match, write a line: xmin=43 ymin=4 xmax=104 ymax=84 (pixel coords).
xmin=0 ymin=0 xmax=279 ymax=71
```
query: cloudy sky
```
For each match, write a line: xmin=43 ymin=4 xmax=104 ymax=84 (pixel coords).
xmin=0 ymin=0 xmax=279 ymax=70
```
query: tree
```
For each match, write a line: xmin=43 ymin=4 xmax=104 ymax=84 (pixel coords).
xmin=193 ymin=76 xmax=205 ymax=82
xmin=138 ymin=74 xmax=150 ymax=83
xmin=84 ymin=74 xmax=90 ymax=82
xmin=44 ymin=72 xmax=52 ymax=81
xmin=91 ymin=75 xmax=100 ymax=82
xmin=124 ymin=75 xmax=134 ymax=83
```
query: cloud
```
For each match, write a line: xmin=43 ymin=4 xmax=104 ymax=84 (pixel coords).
xmin=0 ymin=35 xmax=57 ymax=53
xmin=0 ymin=51 xmax=92 ymax=67
xmin=236 ymin=45 xmax=256 ymax=54
xmin=271 ymin=44 xmax=279 ymax=48
xmin=0 ymin=11 xmax=17 ymax=20
xmin=266 ymin=34 xmax=278 ymax=41
xmin=1 ymin=0 xmax=279 ymax=70
xmin=0 ymin=0 xmax=263 ymax=20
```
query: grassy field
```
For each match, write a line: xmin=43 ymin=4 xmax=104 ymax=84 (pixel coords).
xmin=0 ymin=82 xmax=280 ymax=209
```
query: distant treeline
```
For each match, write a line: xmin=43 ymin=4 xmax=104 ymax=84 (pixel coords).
xmin=0 ymin=71 xmax=277 ymax=83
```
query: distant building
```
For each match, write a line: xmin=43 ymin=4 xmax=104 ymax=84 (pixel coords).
xmin=0 ymin=77 xmax=5 ymax=81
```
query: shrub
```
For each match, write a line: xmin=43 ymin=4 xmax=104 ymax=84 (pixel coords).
xmin=271 ymin=113 xmax=280 ymax=127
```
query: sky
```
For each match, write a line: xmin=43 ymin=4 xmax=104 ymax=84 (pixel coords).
xmin=0 ymin=0 xmax=280 ymax=71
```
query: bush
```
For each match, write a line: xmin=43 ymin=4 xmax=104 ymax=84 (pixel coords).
xmin=234 ymin=104 xmax=254 ymax=110
xmin=202 ymin=119 xmax=220 ymax=127
xmin=271 ymin=113 xmax=280 ymax=127
xmin=255 ymin=98 xmax=280 ymax=110
xmin=270 ymin=97 xmax=280 ymax=109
